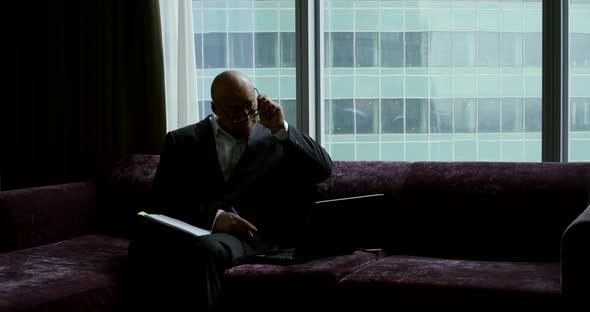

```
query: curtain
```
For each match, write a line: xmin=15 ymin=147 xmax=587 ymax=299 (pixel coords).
xmin=1 ymin=0 xmax=167 ymax=190
xmin=159 ymin=0 xmax=200 ymax=131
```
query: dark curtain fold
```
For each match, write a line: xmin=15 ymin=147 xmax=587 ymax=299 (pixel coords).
xmin=2 ymin=0 xmax=166 ymax=190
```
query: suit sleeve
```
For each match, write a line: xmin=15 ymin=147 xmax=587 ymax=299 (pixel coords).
xmin=279 ymin=126 xmax=333 ymax=184
xmin=151 ymin=132 xmax=222 ymax=230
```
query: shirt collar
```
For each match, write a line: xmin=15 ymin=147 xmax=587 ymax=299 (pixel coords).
xmin=210 ymin=115 xmax=247 ymax=143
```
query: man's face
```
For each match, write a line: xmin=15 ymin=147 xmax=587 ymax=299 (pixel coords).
xmin=215 ymin=86 xmax=258 ymax=138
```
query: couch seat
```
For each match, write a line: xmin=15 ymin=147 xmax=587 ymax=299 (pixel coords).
xmin=0 ymin=235 xmax=129 ymax=312
xmin=221 ymin=250 xmax=385 ymax=310
xmin=336 ymin=255 xmax=561 ymax=308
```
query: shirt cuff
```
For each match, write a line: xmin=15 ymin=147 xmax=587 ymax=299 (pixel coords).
xmin=273 ymin=121 xmax=289 ymax=141
xmin=211 ymin=209 xmax=224 ymax=230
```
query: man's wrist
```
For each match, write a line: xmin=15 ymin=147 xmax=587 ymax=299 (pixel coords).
xmin=272 ymin=121 xmax=289 ymax=140
xmin=270 ymin=122 xmax=286 ymax=134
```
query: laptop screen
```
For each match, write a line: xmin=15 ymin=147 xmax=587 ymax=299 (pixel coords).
xmin=296 ymin=193 xmax=385 ymax=257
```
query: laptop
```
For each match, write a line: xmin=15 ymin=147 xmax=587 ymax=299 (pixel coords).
xmin=241 ymin=193 xmax=385 ymax=265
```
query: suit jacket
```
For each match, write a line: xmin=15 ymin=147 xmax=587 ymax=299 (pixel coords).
xmin=151 ymin=116 xmax=333 ymax=246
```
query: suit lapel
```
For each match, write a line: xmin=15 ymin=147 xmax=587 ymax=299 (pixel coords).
xmin=194 ymin=117 xmax=225 ymax=187
xmin=224 ymin=124 xmax=281 ymax=203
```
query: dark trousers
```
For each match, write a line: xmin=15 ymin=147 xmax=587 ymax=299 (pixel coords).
xmin=128 ymin=220 xmax=273 ymax=311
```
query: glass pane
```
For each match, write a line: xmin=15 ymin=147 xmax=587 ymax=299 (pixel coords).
xmin=355 ymin=33 xmax=379 ymax=67
xmin=479 ymin=32 xmax=500 ymax=67
xmin=193 ymin=1 xmax=296 ymax=126
xmin=203 ymin=32 xmax=227 ymax=68
xmin=430 ymin=99 xmax=453 ymax=133
xmin=406 ymin=99 xmax=429 ymax=134
xmin=405 ymin=32 xmax=429 ymax=67
xmin=322 ymin=0 xmax=542 ymax=161
xmin=332 ymin=99 xmax=354 ymax=134
xmin=381 ymin=32 xmax=404 ymax=67
xmin=525 ymin=98 xmax=542 ymax=132
xmin=454 ymin=98 xmax=476 ymax=133
xmin=502 ymin=98 xmax=524 ymax=132
xmin=502 ymin=33 xmax=523 ymax=67
xmin=280 ymin=99 xmax=297 ymax=126
xmin=570 ymin=33 xmax=590 ymax=67
xmin=569 ymin=0 xmax=590 ymax=161
xmin=355 ymin=99 xmax=379 ymax=134
xmin=570 ymin=98 xmax=590 ymax=131
xmin=255 ymin=32 xmax=278 ymax=68
xmin=454 ymin=32 xmax=477 ymax=67
xmin=381 ymin=99 xmax=404 ymax=133
xmin=478 ymin=98 xmax=501 ymax=133
xmin=430 ymin=32 xmax=453 ymax=67
xmin=229 ymin=33 xmax=253 ymax=68
xmin=280 ymin=32 xmax=296 ymax=68
xmin=194 ymin=34 xmax=203 ymax=69
xmin=330 ymin=32 xmax=354 ymax=67
xmin=524 ymin=32 xmax=542 ymax=67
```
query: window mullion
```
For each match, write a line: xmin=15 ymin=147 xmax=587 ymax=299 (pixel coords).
xmin=296 ymin=0 xmax=322 ymax=141
xmin=542 ymin=0 xmax=568 ymax=162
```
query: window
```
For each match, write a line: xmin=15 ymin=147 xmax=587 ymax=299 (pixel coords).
xmin=569 ymin=0 xmax=590 ymax=160
xmin=322 ymin=0 xmax=543 ymax=161
xmin=191 ymin=0 xmax=589 ymax=162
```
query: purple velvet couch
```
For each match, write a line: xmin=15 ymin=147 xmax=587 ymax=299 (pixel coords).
xmin=1 ymin=154 xmax=589 ymax=311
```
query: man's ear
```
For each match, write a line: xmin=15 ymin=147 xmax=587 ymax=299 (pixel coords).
xmin=210 ymin=101 xmax=218 ymax=115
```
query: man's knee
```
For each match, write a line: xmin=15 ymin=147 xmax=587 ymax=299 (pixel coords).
xmin=195 ymin=233 xmax=244 ymax=268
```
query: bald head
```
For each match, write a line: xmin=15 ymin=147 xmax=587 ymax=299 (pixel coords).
xmin=211 ymin=70 xmax=253 ymax=105
xmin=210 ymin=70 xmax=259 ymax=138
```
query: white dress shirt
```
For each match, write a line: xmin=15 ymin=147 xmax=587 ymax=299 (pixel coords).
xmin=209 ymin=115 xmax=289 ymax=228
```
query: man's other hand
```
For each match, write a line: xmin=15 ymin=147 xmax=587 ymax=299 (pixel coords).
xmin=213 ymin=211 xmax=257 ymax=238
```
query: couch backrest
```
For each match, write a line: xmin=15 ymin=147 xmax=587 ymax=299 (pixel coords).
xmin=99 ymin=154 xmax=160 ymax=237
xmin=389 ymin=162 xmax=590 ymax=262
xmin=101 ymin=155 xmax=590 ymax=262
xmin=0 ymin=182 xmax=97 ymax=252
xmin=312 ymin=161 xmax=411 ymax=248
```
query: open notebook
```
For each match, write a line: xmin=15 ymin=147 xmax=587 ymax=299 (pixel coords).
xmin=137 ymin=211 xmax=211 ymax=237
xmin=241 ymin=193 xmax=385 ymax=265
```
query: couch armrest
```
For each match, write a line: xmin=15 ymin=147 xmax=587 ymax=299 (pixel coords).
xmin=0 ymin=182 xmax=97 ymax=252
xmin=561 ymin=204 xmax=590 ymax=304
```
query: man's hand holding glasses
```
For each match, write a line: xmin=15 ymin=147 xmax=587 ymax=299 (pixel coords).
xmin=256 ymin=89 xmax=285 ymax=134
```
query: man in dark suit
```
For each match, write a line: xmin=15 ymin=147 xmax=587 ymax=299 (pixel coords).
xmin=129 ymin=70 xmax=333 ymax=311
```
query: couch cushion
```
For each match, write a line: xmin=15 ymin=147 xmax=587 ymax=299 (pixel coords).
xmin=0 ymin=235 xmax=129 ymax=312
xmin=336 ymin=255 xmax=561 ymax=308
xmin=221 ymin=250 xmax=385 ymax=310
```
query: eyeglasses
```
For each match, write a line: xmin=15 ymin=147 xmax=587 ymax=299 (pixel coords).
xmin=215 ymin=88 xmax=260 ymax=123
